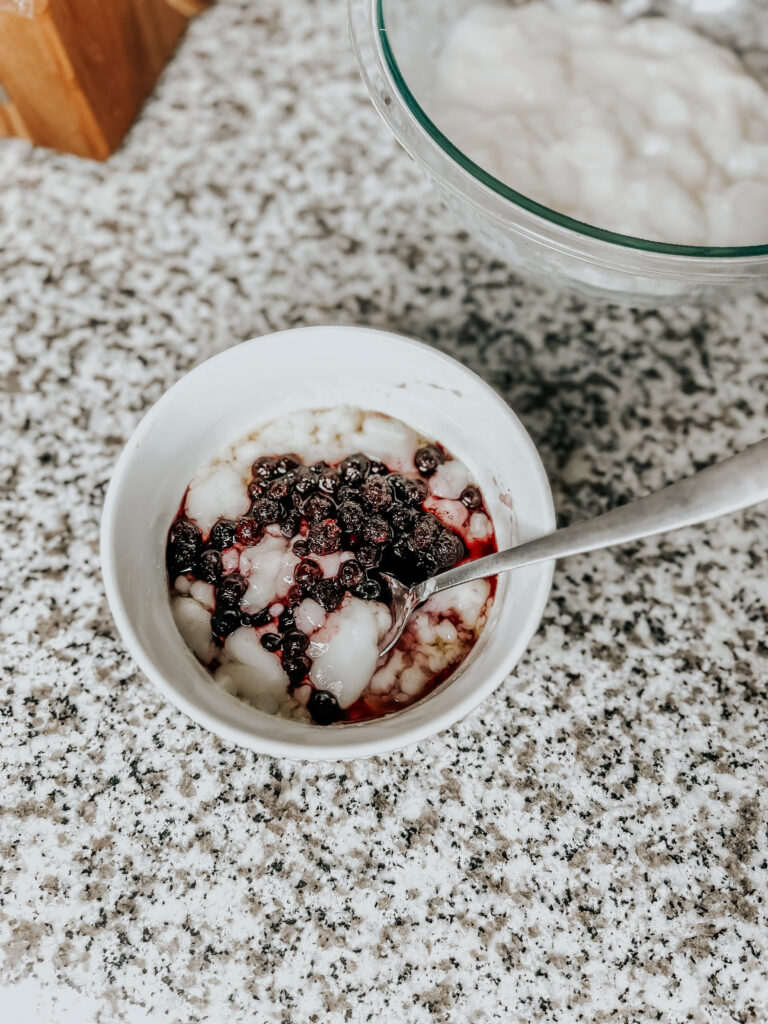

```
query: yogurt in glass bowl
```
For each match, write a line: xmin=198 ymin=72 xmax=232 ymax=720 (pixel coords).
xmin=349 ymin=0 xmax=768 ymax=303
xmin=101 ymin=326 xmax=555 ymax=760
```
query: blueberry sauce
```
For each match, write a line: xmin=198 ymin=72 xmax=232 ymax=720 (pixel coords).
xmin=167 ymin=442 xmax=497 ymax=725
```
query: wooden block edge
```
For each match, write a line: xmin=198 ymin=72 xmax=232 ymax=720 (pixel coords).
xmin=0 ymin=100 xmax=30 ymax=139
xmin=163 ymin=0 xmax=211 ymax=17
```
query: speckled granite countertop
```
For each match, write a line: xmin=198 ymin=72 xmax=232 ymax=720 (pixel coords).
xmin=1 ymin=1 xmax=767 ymax=1021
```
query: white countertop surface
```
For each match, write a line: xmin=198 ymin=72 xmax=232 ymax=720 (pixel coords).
xmin=1 ymin=1 xmax=767 ymax=1021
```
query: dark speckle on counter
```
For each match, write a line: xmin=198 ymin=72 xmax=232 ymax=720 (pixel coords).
xmin=0 ymin=0 xmax=767 ymax=1021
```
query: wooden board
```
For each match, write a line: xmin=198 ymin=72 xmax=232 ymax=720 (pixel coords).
xmin=0 ymin=0 xmax=209 ymax=158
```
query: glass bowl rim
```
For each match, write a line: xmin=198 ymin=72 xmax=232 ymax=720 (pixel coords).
xmin=376 ymin=0 xmax=768 ymax=260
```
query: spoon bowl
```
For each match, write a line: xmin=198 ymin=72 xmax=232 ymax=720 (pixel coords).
xmin=377 ymin=573 xmax=424 ymax=657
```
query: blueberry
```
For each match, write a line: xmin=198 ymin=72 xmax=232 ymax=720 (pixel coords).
xmin=252 ymin=456 xmax=279 ymax=481
xmin=275 ymin=454 xmax=301 ymax=476
xmin=294 ymin=559 xmax=322 ymax=584
xmin=310 ymin=460 xmax=331 ymax=476
xmin=389 ymin=474 xmax=408 ymax=499
xmin=352 ymin=578 xmax=381 ymax=601
xmin=363 ymin=515 xmax=392 ymax=545
xmin=292 ymin=539 xmax=309 ymax=558
xmin=459 ymin=485 xmax=482 ymax=510
xmin=308 ymin=689 xmax=341 ymax=725
xmin=209 ymin=519 xmax=237 ymax=551
xmin=355 ymin=543 xmax=380 ymax=570
xmin=235 ymin=516 xmax=262 ymax=544
xmin=396 ymin=476 xmax=428 ymax=506
xmin=278 ymin=608 xmax=296 ymax=633
xmin=412 ymin=513 xmax=441 ymax=550
xmin=338 ymin=500 xmax=364 ymax=533
xmin=432 ymin=530 xmax=464 ymax=569
xmin=169 ymin=519 xmax=201 ymax=548
xmin=368 ymin=460 xmax=388 ymax=476
xmin=167 ymin=545 xmax=197 ymax=578
xmin=268 ymin=477 xmax=291 ymax=501
xmin=303 ymin=493 xmax=334 ymax=524
xmin=197 ymin=549 xmax=222 ymax=583
xmin=389 ymin=502 xmax=417 ymax=534
xmin=167 ymin=518 xmax=202 ymax=575
xmin=251 ymin=497 xmax=282 ymax=525
xmin=249 ymin=606 xmax=273 ymax=627
xmin=339 ymin=453 xmax=370 ymax=485
xmin=312 ymin=579 xmax=344 ymax=612
xmin=280 ymin=510 xmax=302 ymax=538
xmin=282 ymin=630 xmax=309 ymax=660
xmin=414 ymin=445 xmax=444 ymax=477
xmin=308 ymin=520 xmax=342 ymax=556
xmin=361 ymin=475 xmax=393 ymax=511
xmin=286 ymin=584 xmax=305 ymax=606
xmin=260 ymin=631 xmax=282 ymax=652
xmin=210 ymin=608 xmax=240 ymax=640
xmin=317 ymin=467 xmax=340 ymax=496
xmin=283 ymin=655 xmax=312 ymax=685
xmin=338 ymin=558 xmax=364 ymax=588
xmin=334 ymin=484 xmax=356 ymax=505
xmin=247 ymin=479 xmax=266 ymax=501
xmin=289 ymin=466 xmax=316 ymax=497
xmin=216 ymin=573 xmax=247 ymax=607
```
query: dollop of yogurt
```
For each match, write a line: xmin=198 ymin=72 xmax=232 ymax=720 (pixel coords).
xmin=429 ymin=1 xmax=768 ymax=245
xmin=309 ymin=598 xmax=391 ymax=708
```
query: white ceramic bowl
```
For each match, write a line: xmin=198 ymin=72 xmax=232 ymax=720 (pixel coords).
xmin=101 ymin=326 xmax=555 ymax=759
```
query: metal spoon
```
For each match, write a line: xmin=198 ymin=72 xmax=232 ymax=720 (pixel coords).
xmin=378 ymin=438 xmax=768 ymax=656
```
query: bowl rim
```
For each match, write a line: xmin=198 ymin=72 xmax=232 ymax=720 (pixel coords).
xmin=375 ymin=0 xmax=768 ymax=260
xmin=100 ymin=326 xmax=556 ymax=760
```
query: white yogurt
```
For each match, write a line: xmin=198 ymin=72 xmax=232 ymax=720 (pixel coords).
xmin=430 ymin=1 xmax=768 ymax=245
xmin=170 ymin=407 xmax=495 ymax=723
xmin=309 ymin=598 xmax=390 ymax=708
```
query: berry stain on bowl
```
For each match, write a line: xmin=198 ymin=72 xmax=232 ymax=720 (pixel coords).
xmin=166 ymin=407 xmax=498 ymax=726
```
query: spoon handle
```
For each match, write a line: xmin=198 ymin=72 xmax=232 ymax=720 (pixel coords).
xmin=422 ymin=438 xmax=768 ymax=599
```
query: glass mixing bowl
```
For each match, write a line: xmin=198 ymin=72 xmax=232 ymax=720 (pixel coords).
xmin=349 ymin=0 xmax=768 ymax=304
